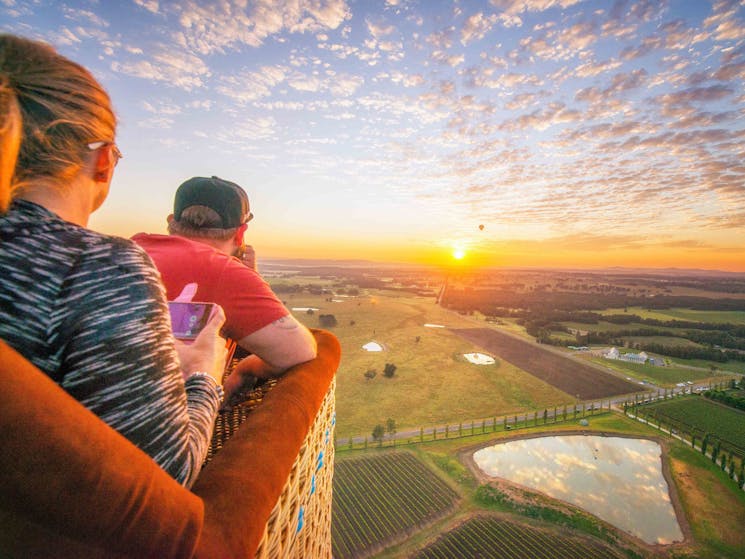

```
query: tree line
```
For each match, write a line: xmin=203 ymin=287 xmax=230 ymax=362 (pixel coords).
xmin=443 ymin=288 xmax=745 ymax=313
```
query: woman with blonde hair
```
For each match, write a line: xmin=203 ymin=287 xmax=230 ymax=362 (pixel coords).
xmin=0 ymin=34 xmax=226 ymax=488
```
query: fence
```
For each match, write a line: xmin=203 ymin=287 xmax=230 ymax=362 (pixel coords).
xmin=337 ymin=400 xmax=614 ymax=451
xmin=624 ymin=396 xmax=745 ymax=490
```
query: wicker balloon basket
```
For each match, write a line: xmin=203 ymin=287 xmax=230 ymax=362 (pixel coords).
xmin=255 ymin=378 xmax=335 ymax=559
xmin=203 ymin=355 xmax=336 ymax=559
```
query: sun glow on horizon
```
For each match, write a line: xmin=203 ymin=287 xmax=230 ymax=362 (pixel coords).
xmin=452 ymin=248 xmax=466 ymax=260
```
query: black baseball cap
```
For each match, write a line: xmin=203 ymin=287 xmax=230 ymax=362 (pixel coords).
xmin=173 ymin=176 xmax=251 ymax=229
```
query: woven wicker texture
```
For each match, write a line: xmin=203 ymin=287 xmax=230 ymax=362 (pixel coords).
xmin=204 ymin=377 xmax=278 ymax=465
xmin=254 ymin=377 xmax=336 ymax=559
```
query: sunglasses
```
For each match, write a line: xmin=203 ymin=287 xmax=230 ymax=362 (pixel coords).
xmin=87 ymin=141 xmax=123 ymax=166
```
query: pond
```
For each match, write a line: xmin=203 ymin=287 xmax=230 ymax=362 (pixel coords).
xmin=473 ymin=435 xmax=683 ymax=545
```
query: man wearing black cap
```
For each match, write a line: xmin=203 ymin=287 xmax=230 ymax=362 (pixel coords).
xmin=133 ymin=176 xmax=317 ymax=400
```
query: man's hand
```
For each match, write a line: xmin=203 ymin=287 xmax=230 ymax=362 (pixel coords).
xmin=238 ymin=244 xmax=256 ymax=270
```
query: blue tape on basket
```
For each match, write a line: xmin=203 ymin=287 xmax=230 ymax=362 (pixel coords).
xmin=296 ymin=506 xmax=304 ymax=534
xmin=325 ymin=428 xmax=330 ymax=444
xmin=331 ymin=412 xmax=336 ymax=426
xmin=316 ymin=450 xmax=324 ymax=471
xmin=310 ymin=474 xmax=316 ymax=495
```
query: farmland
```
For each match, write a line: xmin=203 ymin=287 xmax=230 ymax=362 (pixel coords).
xmin=585 ymin=356 xmax=720 ymax=386
xmin=451 ymin=327 xmax=640 ymax=399
xmin=335 ymin=414 xmax=745 ymax=559
xmin=638 ymin=396 xmax=745 ymax=450
xmin=287 ymin=290 xmax=573 ymax=438
xmin=600 ymin=307 xmax=745 ymax=324
xmin=413 ymin=515 xmax=627 ymax=559
xmin=332 ymin=452 xmax=460 ymax=559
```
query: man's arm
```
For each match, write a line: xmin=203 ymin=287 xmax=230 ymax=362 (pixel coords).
xmin=230 ymin=314 xmax=317 ymax=379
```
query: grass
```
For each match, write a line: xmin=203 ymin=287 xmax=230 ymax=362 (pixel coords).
xmin=600 ymin=307 xmax=745 ymax=324
xmin=620 ymin=335 xmax=702 ymax=347
xmin=563 ymin=320 xmax=649 ymax=333
xmin=290 ymin=290 xmax=572 ymax=438
xmin=583 ymin=355 xmax=724 ymax=387
xmin=666 ymin=356 xmax=745 ymax=375
xmin=347 ymin=413 xmax=745 ymax=559
xmin=332 ymin=451 xmax=459 ymax=559
xmin=640 ymin=397 xmax=745 ymax=450
xmin=667 ymin=444 xmax=745 ymax=558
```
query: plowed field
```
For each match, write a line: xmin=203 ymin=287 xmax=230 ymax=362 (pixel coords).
xmin=452 ymin=328 xmax=640 ymax=399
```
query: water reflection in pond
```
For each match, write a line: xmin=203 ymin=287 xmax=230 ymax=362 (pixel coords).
xmin=473 ymin=435 xmax=683 ymax=545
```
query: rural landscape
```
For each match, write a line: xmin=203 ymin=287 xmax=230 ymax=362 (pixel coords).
xmin=265 ymin=261 xmax=745 ymax=558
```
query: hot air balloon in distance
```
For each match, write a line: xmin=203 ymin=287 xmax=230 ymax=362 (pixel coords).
xmin=479 ymin=224 xmax=484 ymax=231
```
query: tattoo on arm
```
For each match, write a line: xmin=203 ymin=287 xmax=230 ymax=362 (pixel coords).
xmin=272 ymin=316 xmax=299 ymax=330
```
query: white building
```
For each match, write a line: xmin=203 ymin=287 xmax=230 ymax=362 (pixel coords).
xmin=604 ymin=347 xmax=648 ymax=364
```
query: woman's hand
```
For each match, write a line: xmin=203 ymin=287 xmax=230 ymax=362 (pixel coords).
xmin=174 ymin=305 xmax=228 ymax=384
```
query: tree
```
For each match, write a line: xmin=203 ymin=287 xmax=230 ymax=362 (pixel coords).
xmin=318 ymin=314 xmax=337 ymax=328
xmin=386 ymin=418 xmax=396 ymax=437
xmin=372 ymin=424 xmax=385 ymax=445
xmin=364 ymin=369 xmax=377 ymax=380
xmin=383 ymin=363 xmax=397 ymax=378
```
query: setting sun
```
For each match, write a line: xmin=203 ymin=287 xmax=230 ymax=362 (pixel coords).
xmin=452 ymin=248 xmax=466 ymax=260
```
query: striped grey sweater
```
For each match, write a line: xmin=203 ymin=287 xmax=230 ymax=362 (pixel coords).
xmin=0 ymin=200 xmax=219 ymax=487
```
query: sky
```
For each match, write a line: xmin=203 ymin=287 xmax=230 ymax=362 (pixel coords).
xmin=2 ymin=0 xmax=745 ymax=271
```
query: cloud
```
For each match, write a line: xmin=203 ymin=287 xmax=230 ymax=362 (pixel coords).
xmin=656 ymin=84 xmax=735 ymax=107
xmin=380 ymin=70 xmax=425 ymax=88
xmin=430 ymin=50 xmax=465 ymax=67
xmin=328 ymin=73 xmax=365 ymax=96
xmin=366 ymin=19 xmax=395 ymax=39
xmin=134 ymin=0 xmax=160 ymax=14
xmin=111 ymin=47 xmax=210 ymax=90
xmin=141 ymin=100 xmax=182 ymax=115
xmin=62 ymin=7 xmax=109 ymax=27
xmin=460 ymin=12 xmax=498 ymax=45
xmin=704 ymin=1 xmax=745 ymax=41
xmin=214 ymin=116 xmax=279 ymax=144
xmin=575 ymin=59 xmax=622 ymax=78
xmin=137 ymin=116 xmax=175 ymax=129
xmin=47 ymin=27 xmax=83 ymax=46
xmin=216 ymin=65 xmax=288 ymax=102
xmin=489 ymin=0 xmax=584 ymax=17
xmin=167 ymin=0 xmax=351 ymax=54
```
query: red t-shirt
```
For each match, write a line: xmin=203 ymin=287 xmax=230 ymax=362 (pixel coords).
xmin=132 ymin=233 xmax=288 ymax=341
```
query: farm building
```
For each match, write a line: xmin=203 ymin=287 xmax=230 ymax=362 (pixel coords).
xmin=604 ymin=347 xmax=648 ymax=364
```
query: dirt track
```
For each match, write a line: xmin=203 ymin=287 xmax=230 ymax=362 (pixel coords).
xmin=451 ymin=328 xmax=641 ymax=400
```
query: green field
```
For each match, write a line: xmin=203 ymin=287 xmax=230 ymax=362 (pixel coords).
xmin=332 ymin=451 xmax=459 ymax=559
xmin=414 ymin=515 xmax=626 ymax=559
xmin=666 ymin=356 xmax=745 ymax=375
xmin=290 ymin=290 xmax=573 ymax=437
xmin=336 ymin=413 xmax=745 ymax=559
xmin=584 ymin=355 xmax=724 ymax=386
xmin=640 ymin=397 xmax=745 ymax=450
xmin=600 ymin=307 xmax=745 ymax=324
xmin=621 ymin=335 xmax=702 ymax=347
xmin=563 ymin=319 xmax=648 ymax=333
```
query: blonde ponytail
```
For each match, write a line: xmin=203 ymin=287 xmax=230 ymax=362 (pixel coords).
xmin=0 ymin=74 xmax=21 ymax=214
xmin=0 ymin=34 xmax=116 ymax=211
